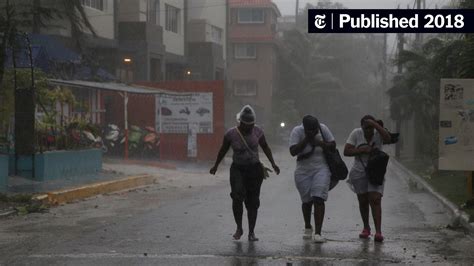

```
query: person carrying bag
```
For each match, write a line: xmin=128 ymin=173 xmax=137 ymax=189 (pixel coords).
xmin=343 ymin=115 xmax=392 ymax=243
xmin=289 ymin=115 xmax=338 ymax=243
xmin=210 ymin=105 xmax=280 ymax=242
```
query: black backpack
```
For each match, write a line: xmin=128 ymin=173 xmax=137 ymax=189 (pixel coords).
xmin=358 ymin=144 xmax=389 ymax=186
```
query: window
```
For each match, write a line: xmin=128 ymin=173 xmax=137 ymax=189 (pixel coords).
xmin=81 ymin=0 xmax=104 ymax=11
xmin=165 ymin=4 xmax=180 ymax=33
xmin=238 ymin=9 xmax=264 ymax=23
xmin=210 ymin=26 xmax=222 ymax=44
xmin=234 ymin=44 xmax=256 ymax=59
xmin=234 ymin=80 xmax=257 ymax=96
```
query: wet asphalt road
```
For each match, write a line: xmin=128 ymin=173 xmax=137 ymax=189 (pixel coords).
xmin=1 ymin=149 xmax=474 ymax=265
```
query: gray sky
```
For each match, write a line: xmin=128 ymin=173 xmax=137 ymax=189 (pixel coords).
xmin=272 ymin=0 xmax=448 ymax=16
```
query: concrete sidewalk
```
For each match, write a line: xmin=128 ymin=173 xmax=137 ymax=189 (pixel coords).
xmin=1 ymin=166 xmax=157 ymax=207
xmin=1 ymin=157 xmax=216 ymax=211
xmin=390 ymin=158 xmax=474 ymax=234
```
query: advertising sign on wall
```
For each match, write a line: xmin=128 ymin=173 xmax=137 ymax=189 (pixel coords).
xmin=155 ymin=93 xmax=213 ymax=134
xmin=439 ymin=79 xmax=474 ymax=171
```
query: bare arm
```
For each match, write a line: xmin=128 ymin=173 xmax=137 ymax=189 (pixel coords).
xmin=290 ymin=136 xmax=335 ymax=156
xmin=259 ymin=135 xmax=280 ymax=175
xmin=368 ymin=119 xmax=391 ymax=144
xmin=322 ymin=141 xmax=336 ymax=151
xmin=210 ymin=137 xmax=231 ymax=174
xmin=344 ymin=143 xmax=372 ymax=157
xmin=289 ymin=137 xmax=309 ymax=157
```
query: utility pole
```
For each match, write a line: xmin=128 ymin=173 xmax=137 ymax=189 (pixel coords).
xmin=415 ymin=0 xmax=423 ymax=46
xmin=382 ymin=33 xmax=387 ymax=120
xmin=295 ymin=0 xmax=299 ymax=28
xmin=395 ymin=5 xmax=405 ymax=158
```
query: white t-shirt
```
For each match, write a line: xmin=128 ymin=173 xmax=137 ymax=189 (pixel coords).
xmin=289 ymin=123 xmax=335 ymax=174
xmin=346 ymin=128 xmax=383 ymax=173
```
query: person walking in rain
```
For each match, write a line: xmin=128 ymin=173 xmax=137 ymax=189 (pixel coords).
xmin=289 ymin=115 xmax=336 ymax=243
xmin=210 ymin=105 xmax=280 ymax=241
xmin=344 ymin=115 xmax=391 ymax=242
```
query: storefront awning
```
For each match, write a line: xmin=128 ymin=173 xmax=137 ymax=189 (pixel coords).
xmin=47 ymin=79 xmax=191 ymax=96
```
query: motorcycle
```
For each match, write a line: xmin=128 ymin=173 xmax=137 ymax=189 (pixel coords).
xmin=142 ymin=126 xmax=160 ymax=158
xmin=83 ymin=130 xmax=107 ymax=152
xmin=103 ymin=124 xmax=125 ymax=155
xmin=128 ymin=125 xmax=144 ymax=156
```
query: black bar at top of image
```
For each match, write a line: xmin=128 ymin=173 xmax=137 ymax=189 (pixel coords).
xmin=308 ymin=9 xmax=474 ymax=33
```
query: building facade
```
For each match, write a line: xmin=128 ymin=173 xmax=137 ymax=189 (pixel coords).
xmin=186 ymin=0 xmax=226 ymax=81
xmin=118 ymin=0 xmax=186 ymax=82
xmin=226 ymin=0 xmax=280 ymax=129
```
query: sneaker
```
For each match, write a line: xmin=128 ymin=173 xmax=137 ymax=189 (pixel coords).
xmin=374 ymin=233 xmax=384 ymax=242
xmin=303 ymin=228 xmax=313 ymax=240
xmin=313 ymin=234 xmax=326 ymax=243
xmin=359 ymin=228 xmax=371 ymax=239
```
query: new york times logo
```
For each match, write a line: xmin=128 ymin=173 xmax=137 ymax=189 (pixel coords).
xmin=314 ymin=14 xmax=326 ymax=29
xmin=308 ymin=9 xmax=474 ymax=33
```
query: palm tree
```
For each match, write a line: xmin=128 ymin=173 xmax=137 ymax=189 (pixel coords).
xmin=0 ymin=0 xmax=96 ymax=89
xmin=389 ymin=33 xmax=474 ymax=160
xmin=0 ymin=0 xmax=97 ymax=136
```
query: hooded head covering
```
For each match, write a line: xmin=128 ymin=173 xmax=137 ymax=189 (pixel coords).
xmin=302 ymin=115 xmax=319 ymax=130
xmin=236 ymin=105 xmax=256 ymax=125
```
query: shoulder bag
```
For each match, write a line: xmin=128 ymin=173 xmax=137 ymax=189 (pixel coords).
xmin=319 ymin=124 xmax=349 ymax=189
xmin=235 ymin=127 xmax=272 ymax=179
xmin=357 ymin=144 xmax=389 ymax=186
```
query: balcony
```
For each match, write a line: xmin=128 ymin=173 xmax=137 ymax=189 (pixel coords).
xmin=118 ymin=21 xmax=165 ymax=52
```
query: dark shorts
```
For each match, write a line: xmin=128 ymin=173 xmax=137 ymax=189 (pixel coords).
xmin=230 ymin=163 xmax=263 ymax=210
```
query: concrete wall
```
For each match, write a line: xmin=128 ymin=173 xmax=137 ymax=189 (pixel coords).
xmin=119 ymin=0 xmax=145 ymax=22
xmin=118 ymin=21 xmax=165 ymax=81
xmin=161 ymin=0 xmax=185 ymax=56
xmin=187 ymin=0 xmax=226 ymax=59
xmin=9 ymin=149 xmax=102 ymax=181
xmin=103 ymin=81 xmax=225 ymax=161
xmin=83 ymin=0 xmax=116 ymax=39
xmin=187 ymin=20 xmax=208 ymax=43
xmin=187 ymin=42 xmax=224 ymax=80
xmin=40 ymin=0 xmax=115 ymax=40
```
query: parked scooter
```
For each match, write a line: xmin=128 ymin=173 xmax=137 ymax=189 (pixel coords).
xmin=128 ymin=125 xmax=144 ymax=156
xmin=83 ymin=130 xmax=107 ymax=152
xmin=103 ymin=124 xmax=125 ymax=155
xmin=142 ymin=126 xmax=160 ymax=158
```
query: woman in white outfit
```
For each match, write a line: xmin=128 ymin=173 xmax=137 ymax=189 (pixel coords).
xmin=289 ymin=115 xmax=336 ymax=243
xmin=344 ymin=115 xmax=391 ymax=242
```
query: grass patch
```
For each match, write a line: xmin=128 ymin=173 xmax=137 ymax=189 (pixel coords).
xmin=0 ymin=193 xmax=48 ymax=215
xmin=400 ymin=159 xmax=474 ymax=222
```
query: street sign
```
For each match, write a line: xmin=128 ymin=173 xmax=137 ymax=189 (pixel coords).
xmin=439 ymin=79 xmax=474 ymax=171
xmin=155 ymin=93 xmax=213 ymax=134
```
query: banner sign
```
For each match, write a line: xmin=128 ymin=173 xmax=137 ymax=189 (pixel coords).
xmin=439 ymin=79 xmax=474 ymax=171
xmin=155 ymin=93 xmax=213 ymax=134
xmin=308 ymin=9 xmax=474 ymax=33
